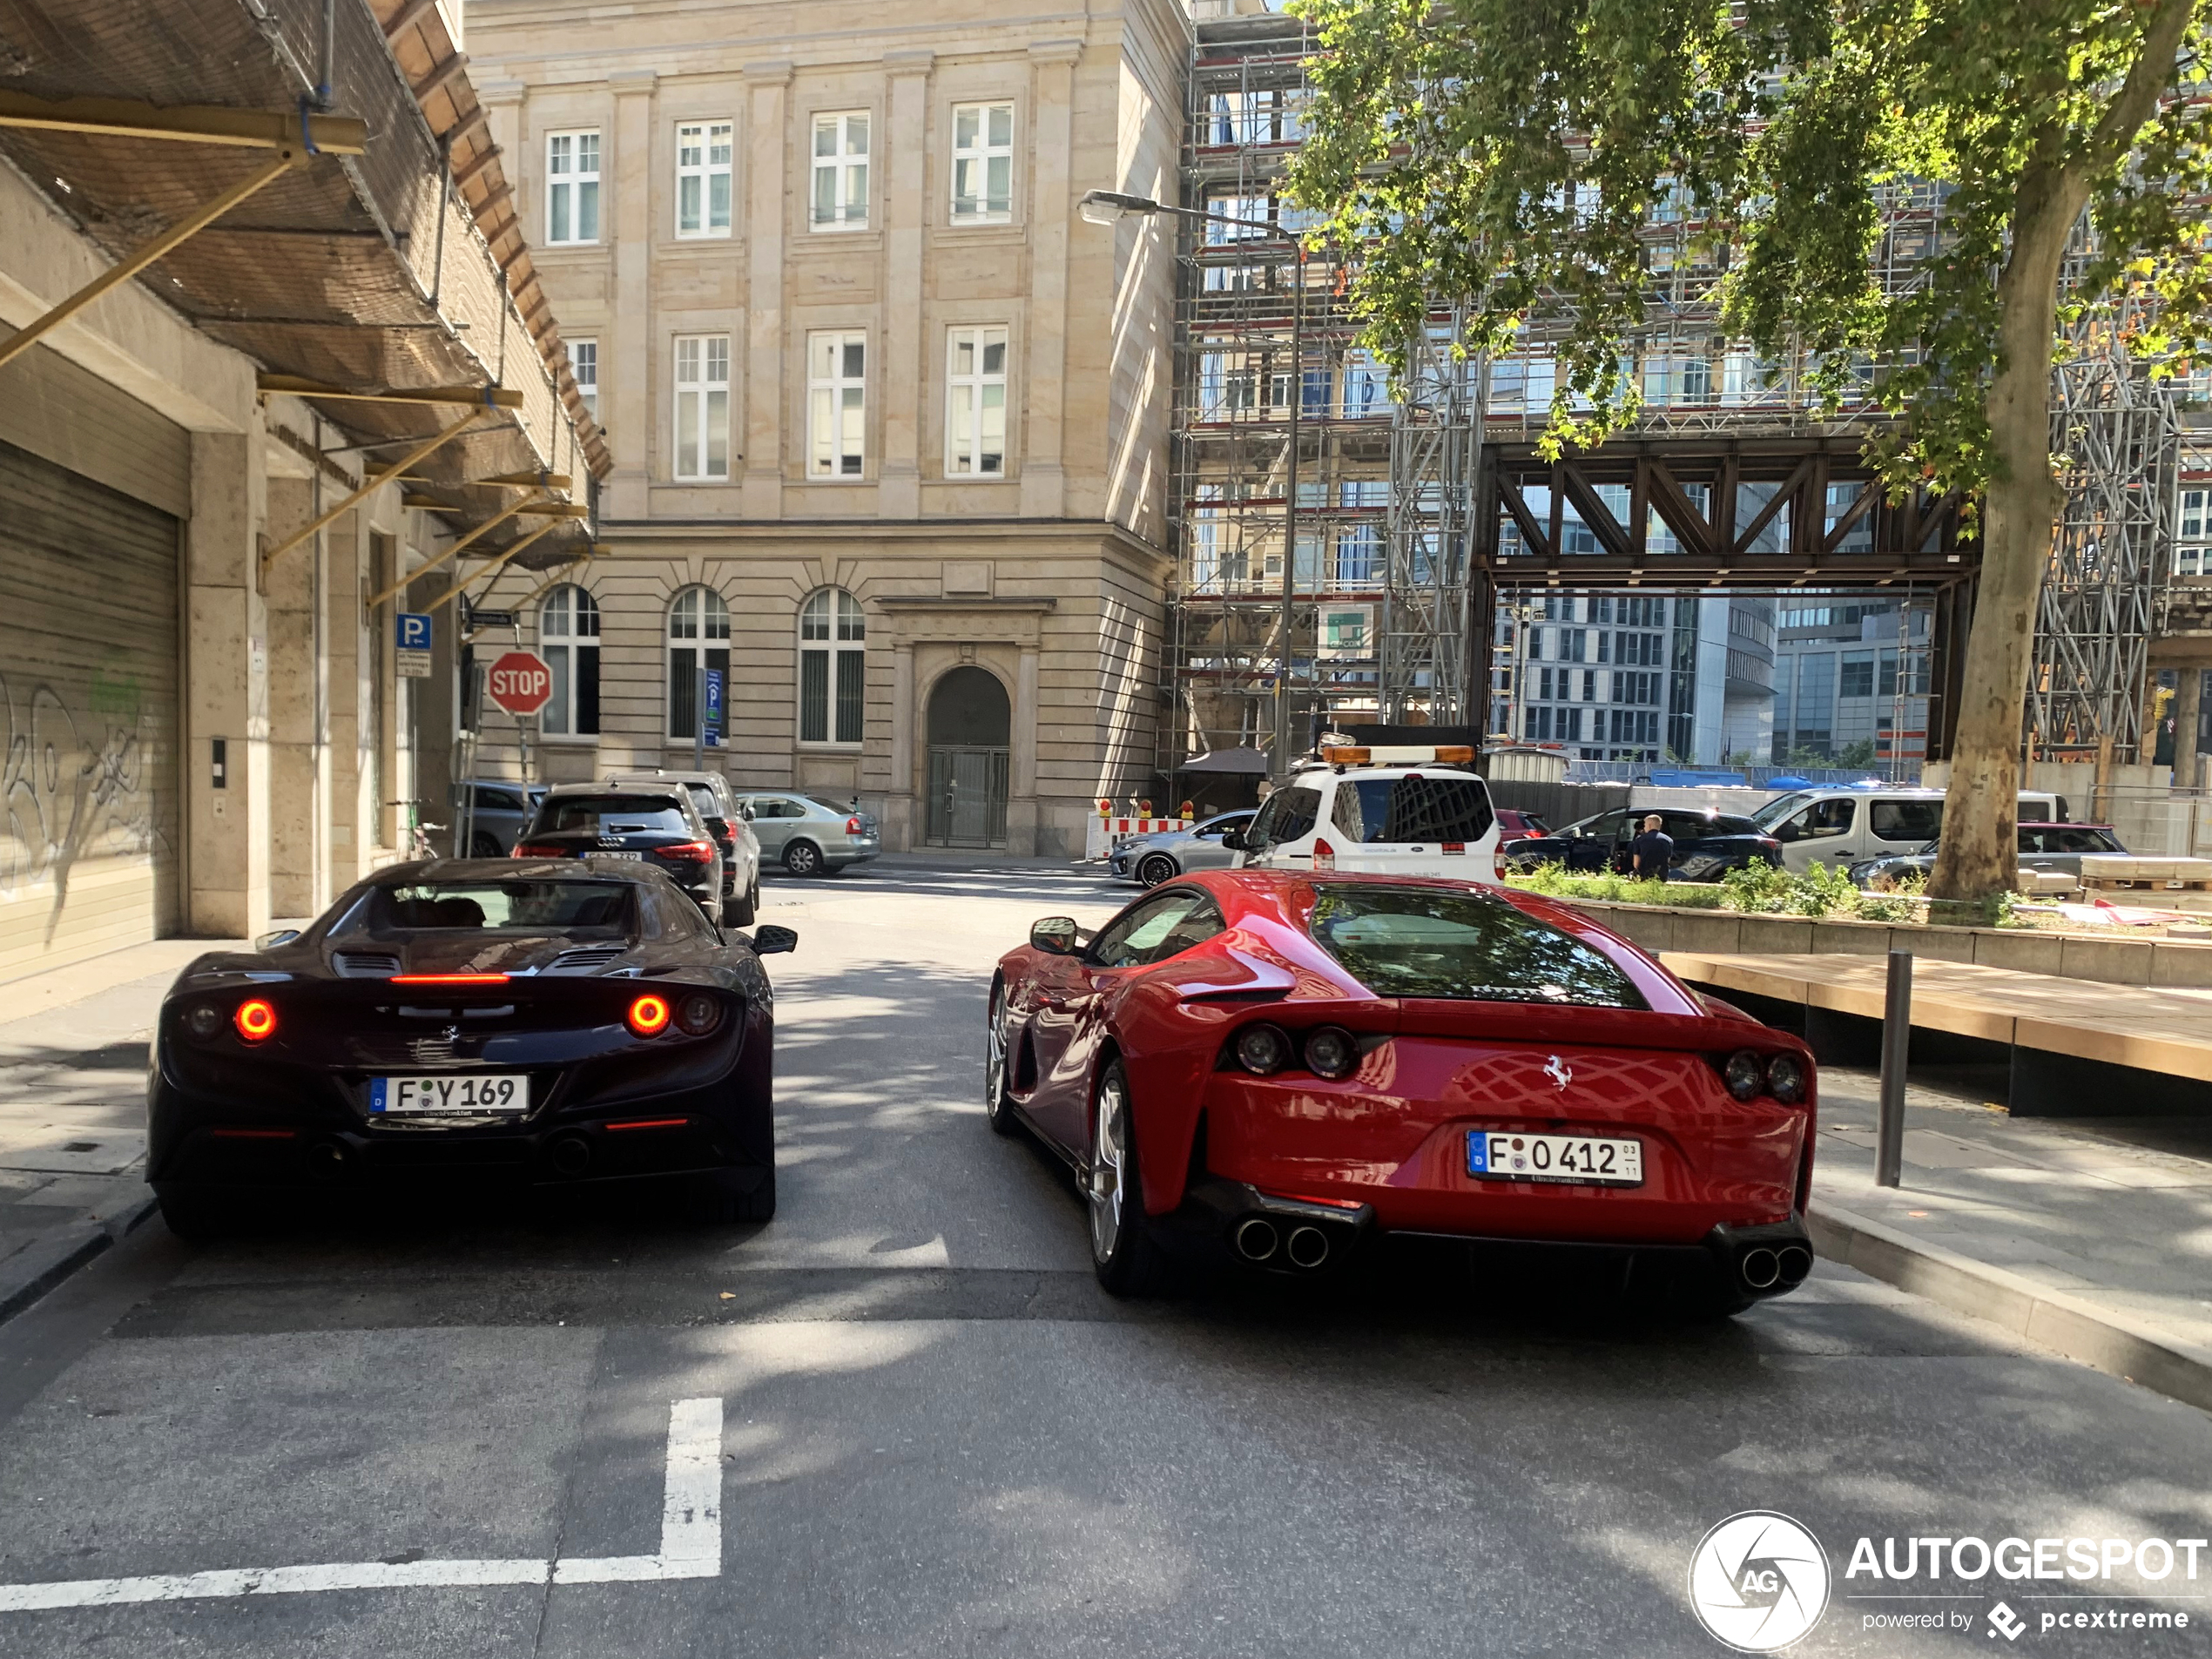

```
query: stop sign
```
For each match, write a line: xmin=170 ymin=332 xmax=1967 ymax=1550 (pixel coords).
xmin=485 ymin=650 xmax=554 ymax=716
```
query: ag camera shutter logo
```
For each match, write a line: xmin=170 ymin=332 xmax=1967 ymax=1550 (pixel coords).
xmin=1688 ymin=1511 xmax=1831 ymax=1651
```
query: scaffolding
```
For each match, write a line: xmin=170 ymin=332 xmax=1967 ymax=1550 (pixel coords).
xmin=2031 ymin=274 xmax=2187 ymax=764
xmin=1167 ymin=10 xmax=1479 ymax=775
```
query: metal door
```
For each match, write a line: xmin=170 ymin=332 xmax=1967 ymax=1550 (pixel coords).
xmin=926 ymin=747 xmax=1008 ymax=847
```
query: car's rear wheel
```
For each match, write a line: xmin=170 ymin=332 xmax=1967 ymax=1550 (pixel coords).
xmin=785 ymin=840 xmax=823 ymax=877
xmin=728 ymin=874 xmax=759 ymax=927
xmin=698 ymin=1165 xmax=776 ymax=1224
xmin=469 ymin=831 xmax=503 ymax=859
xmin=1088 ymin=1059 xmax=1169 ymax=1297
xmin=984 ymin=981 xmax=1019 ymax=1136
xmin=156 ymin=1185 xmax=233 ymax=1242
xmin=1135 ymin=852 xmax=1178 ymax=888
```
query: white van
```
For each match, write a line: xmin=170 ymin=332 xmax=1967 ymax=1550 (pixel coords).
xmin=1229 ymin=746 xmax=1504 ymax=880
xmin=1750 ymin=787 xmax=2060 ymax=875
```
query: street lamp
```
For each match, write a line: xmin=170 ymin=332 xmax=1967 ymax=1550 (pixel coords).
xmin=1079 ymin=187 xmax=1310 ymax=781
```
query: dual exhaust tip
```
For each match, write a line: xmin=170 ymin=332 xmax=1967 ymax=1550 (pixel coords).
xmin=1738 ymin=1243 xmax=1813 ymax=1293
xmin=1234 ymin=1216 xmax=1335 ymax=1271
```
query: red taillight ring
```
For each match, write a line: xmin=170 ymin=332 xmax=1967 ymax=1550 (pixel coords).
xmin=233 ymin=998 xmax=278 ymax=1042
xmin=627 ymin=993 xmax=672 ymax=1037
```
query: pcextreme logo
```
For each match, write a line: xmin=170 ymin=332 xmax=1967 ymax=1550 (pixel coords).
xmin=1688 ymin=1511 xmax=1831 ymax=1652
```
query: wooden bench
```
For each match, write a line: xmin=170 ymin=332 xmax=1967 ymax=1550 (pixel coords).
xmin=1662 ymin=950 xmax=2212 ymax=1117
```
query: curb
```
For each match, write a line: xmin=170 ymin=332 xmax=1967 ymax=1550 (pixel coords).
xmin=0 ymin=1192 xmax=158 ymax=1329
xmin=1807 ymin=1198 xmax=2212 ymax=1415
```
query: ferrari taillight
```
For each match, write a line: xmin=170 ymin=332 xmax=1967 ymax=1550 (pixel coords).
xmin=626 ymin=994 xmax=672 ymax=1036
xmin=233 ymin=998 xmax=278 ymax=1042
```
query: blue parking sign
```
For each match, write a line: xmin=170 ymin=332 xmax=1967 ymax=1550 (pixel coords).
xmin=703 ymin=668 xmax=724 ymax=747
xmin=396 ymin=613 xmax=432 ymax=652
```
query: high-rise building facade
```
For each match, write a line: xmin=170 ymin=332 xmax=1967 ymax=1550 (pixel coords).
xmin=1770 ymin=597 xmax=1934 ymax=767
xmin=464 ymin=0 xmax=1188 ymax=854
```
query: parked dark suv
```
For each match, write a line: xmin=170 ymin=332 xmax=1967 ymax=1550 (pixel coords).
xmin=513 ymin=785 xmax=727 ymax=923
xmin=1502 ymin=806 xmax=1782 ymax=881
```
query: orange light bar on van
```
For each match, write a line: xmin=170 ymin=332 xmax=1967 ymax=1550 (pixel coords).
xmin=389 ymin=973 xmax=513 ymax=985
xmin=1318 ymin=745 xmax=1371 ymax=764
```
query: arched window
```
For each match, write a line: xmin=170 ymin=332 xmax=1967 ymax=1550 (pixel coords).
xmin=540 ymin=584 xmax=599 ymax=737
xmin=798 ymin=588 xmax=866 ymax=745
xmin=667 ymin=585 xmax=731 ymax=740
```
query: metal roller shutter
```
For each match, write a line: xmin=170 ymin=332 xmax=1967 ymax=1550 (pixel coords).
xmin=0 ymin=438 xmax=181 ymax=977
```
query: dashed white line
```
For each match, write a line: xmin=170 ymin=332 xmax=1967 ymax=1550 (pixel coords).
xmin=0 ymin=1397 xmax=724 ymax=1613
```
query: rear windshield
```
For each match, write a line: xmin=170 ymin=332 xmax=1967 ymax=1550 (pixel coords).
xmin=806 ymin=797 xmax=859 ymax=817
xmin=1329 ymin=775 xmax=1494 ymax=844
xmin=532 ymin=796 xmax=689 ymax=834
xmin=374 ymin=881 xmax=634 ymax=933
xmin=1306 ymin=885 xmax=1646 ymax=1008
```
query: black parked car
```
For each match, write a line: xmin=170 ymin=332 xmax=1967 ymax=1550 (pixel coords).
xmin=514 ymin=784 xmax=727 ymax=923
xmin=1502 ymin=807 xmax=1783 ymax=881
xmin=145 ymin=860 xmax=795 ymax=1237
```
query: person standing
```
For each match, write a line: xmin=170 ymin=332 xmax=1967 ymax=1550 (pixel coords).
xmin=1629 ymin=813 xmax=1675 ymax=882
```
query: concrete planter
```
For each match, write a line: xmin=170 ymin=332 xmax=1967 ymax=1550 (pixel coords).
xmin=1552 ymin=896 xmax=2212 ymax=988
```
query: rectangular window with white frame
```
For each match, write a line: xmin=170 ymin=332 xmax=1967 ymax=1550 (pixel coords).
xmin=808 ymin=333 xmax=866 ymax=477
xmin=546 ymin=130 xmax=600 ymax=245
xmin=945 ymin=326 xmax=1007 ymax=476
xmin=675 ymin=119 xmax=734 ymax=237
xmin=570 ymin=339 xmax=597 ymax=421
xmin=672 ymin=334 xmax=731 ymax=480
xmin=949 ymin=103 xmax=1013 ymax=222
xmin=811 ymin=111 xmax=869 ymax=229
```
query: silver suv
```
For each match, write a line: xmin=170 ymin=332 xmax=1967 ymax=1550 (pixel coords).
xmin=734 ymin=792 xmax=881 ymax=877
xmin=605 ymin=770 xmax=763 ymax=924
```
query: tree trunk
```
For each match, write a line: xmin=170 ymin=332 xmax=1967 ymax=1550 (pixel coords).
xmin=1927 ymin=166 xmax=2082 ymax=902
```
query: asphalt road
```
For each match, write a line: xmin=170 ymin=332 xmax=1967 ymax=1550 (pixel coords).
xmin=1 ymin=858 xmax=2208 ymax=1657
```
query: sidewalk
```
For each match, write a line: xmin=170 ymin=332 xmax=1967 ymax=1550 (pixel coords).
xmin=1809 ymin=1065 xmax=2212 ymax=1412
xmin=0 ymin=939 xmax=231 ymax=1322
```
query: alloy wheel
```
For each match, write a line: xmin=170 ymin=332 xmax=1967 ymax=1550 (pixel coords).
xmin=984 ymin=984 xmax=1011 ymax=1126
xmin=1088 ymin=1069 xmax=1127 ymax=1263
xmin=1136 ymin=853 xmax=1177 ymax=887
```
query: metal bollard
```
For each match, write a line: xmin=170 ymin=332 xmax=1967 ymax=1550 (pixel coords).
xmin=1875 ymin=949 xmax=1912 ymax=1188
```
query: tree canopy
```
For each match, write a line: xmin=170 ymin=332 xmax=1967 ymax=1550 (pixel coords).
xmin=1287 ymin=0 xmax=2208 ymax=899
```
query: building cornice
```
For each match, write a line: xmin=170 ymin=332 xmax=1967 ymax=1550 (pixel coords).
xmin=873 ymin=597 xmax=1058 ymax=613
xmin=595 ymin=516 xmax=1174 ymax=566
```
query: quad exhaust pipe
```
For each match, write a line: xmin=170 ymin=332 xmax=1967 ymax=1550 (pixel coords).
xmin=1234 ymin=1217 xmax=1278 ymax=1262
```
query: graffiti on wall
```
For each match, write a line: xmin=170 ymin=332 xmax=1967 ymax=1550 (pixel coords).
xmin=0 ymin=668 xmax=162 ymax=943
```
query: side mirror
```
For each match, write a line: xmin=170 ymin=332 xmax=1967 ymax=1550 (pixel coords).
xmin=1030 ymin=916 xmax=1082 ymax=954
xmin=739 ymin=803 xmax=756 ymax=822
xmin=253 ymin=928 xmax=300 ymax=950
xmin=751 ymin=925 xmax=798 ymax=955
xmin=1218 ymin=827 xmax=1246 ymax=851
xmin=705 ymin=817 xmax=732 ymax=838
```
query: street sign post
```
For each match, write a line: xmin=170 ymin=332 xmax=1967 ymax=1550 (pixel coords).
xmin=395 ymin=611 xmax=433 ymax=679
xmin=485 ymin=650 xmax=554 ymax=718
xmin=705 ymin=668 xmax=724 ymax=749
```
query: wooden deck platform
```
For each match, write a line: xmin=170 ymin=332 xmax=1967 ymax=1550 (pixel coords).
xmin=1661 ymin=951 xmax=2212 ymax=1116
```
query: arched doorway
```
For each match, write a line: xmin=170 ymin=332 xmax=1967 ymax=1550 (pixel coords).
xmin=925 ymin=665 xmax=1010 ymax=847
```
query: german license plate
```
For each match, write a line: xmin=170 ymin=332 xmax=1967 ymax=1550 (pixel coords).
xmin=371 ymin=1074 xmax=530 ymax=1115
xmin=1468 ymin=1130 xmax=1642 ymax=1187
xmin=591 ymin=850 xmax=643 ymax=860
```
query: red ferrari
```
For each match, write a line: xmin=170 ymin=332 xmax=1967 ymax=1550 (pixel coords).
xmin=986 ymin=870 xmax=1816 ymax=1307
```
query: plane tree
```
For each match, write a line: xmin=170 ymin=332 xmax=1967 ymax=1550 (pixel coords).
xmin=1287 ymin=0 xmax=2209 ymax=900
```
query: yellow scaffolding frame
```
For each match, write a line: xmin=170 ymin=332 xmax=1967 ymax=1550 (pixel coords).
xmin=0 ymin=94 xmax=367 ymax=376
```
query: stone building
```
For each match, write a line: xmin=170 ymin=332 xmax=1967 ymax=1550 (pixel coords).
xmin=464 ymin=0 xmax=1188 ymax=855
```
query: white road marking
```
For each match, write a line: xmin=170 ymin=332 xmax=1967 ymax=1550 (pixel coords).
xmin=0 ymin=1397 xmax=723 ymax=1613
